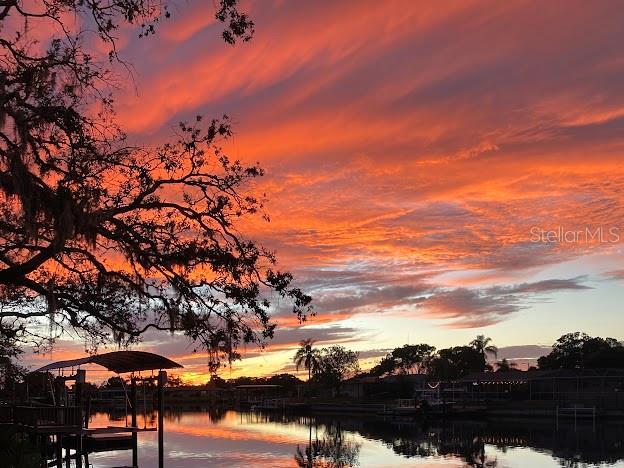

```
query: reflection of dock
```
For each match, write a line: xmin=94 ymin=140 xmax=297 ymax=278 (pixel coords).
xmin=65 ymin=428 xmax=155 ymax=452
xmin=47 ymin=434 xmax=135 ymax=467
xmin=2 ymin=405 xmax=156 ymax=467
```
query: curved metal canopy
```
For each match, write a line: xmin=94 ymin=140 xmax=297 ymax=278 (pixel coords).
xmin=34 ymin=350 xmax=183 ymax=374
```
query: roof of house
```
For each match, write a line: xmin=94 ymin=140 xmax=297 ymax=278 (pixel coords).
xmin=235 ymin=384 xmax=282 ymax=389
xmin=456 ymin=368 xmax=624 ymax=384
xmin=344 ymin=373 xmax=430 ymax=385
xmin=34 ymin=351 xmax=183 ymax=374
xmin=382 ymin=373 xmax=429 ymax=384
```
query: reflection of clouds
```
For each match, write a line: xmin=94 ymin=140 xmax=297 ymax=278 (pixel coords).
xmin=86 ymin=410 xmax=624 ymax=467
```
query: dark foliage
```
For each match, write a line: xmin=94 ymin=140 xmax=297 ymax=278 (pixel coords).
xmin=295 ymin=421 xmax=361 ymax=468
xmin=370 ymin=337 xmax=492 ymax=380
xmin=369 ymin=354 xmax=397 ymax=377
xmin=370 ymin=343 xmax=436 ymax=376
xmin=0 ymin=322 xmax=25 ymax=392
xmin=311 ymin=346 xmax=360 ymax=394
xmin=211 ymin=373 xmax=303 ymax=391
xmin=427 ymin=346 xmax=486 ymax=380
xmin=0 ymin=0 xmax=310 ymax=372
xmin=538 ymin=332 xmax=624 ymax=370
xmin=102 ymin=376 xmax=126 ymax=388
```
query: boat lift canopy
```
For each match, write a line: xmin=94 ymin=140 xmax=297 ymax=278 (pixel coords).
xmin=34 ymin=350 xmax=183 ymax=374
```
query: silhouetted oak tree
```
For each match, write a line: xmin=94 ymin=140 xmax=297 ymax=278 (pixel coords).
xmin=428 ymin=346 xmax=485 ymax=380
xmin=538 ymin=333 xmax=624 ymax=370
xmin=312 ymin=346 xmax=360 ymax=395
xmin=0 ymin=0 xmax=310 ymax=370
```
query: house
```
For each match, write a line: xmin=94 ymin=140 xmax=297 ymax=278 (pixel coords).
xmin=342 ymin=374 xmax=431 ymax=400
xmin=448 ymin=368 xmax=624 ymax=409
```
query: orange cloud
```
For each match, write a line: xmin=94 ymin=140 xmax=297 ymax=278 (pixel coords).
xmin=22 ymin=0 xmax=624 ymax=378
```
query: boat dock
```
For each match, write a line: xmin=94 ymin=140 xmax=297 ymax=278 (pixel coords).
xmin=2 ymin=350 xmax=182 ymax=468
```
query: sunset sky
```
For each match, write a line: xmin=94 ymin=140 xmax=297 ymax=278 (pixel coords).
xmin=27 ymin=0 xmax=624 ymax=383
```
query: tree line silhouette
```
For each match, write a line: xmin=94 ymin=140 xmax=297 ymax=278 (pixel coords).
xmin=294 ymin=342 xmax=360 ymax=394
xmin=289 ymin=332 xmax=624 ymax=389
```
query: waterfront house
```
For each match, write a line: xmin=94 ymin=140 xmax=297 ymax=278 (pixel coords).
xmin=343 ymin=374 xmax=430 ymax=400
xmin=448 ymin=368 xmax=624 ymax=410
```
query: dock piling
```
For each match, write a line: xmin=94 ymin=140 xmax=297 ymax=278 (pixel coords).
xmin=55 ymin=434 xmax=62 ymax=468
xmin=131 ymin=376 xmax=138 ymax=468
xmin=158 ymin=370 xmax=167 ymax=468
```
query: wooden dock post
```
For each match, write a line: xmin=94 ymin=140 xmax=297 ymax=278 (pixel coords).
xmin=55 ymin=434 xmax=63 ymax=468
xmin=85 ymin=395 xmax=91 ymax=429
xmin=76 ymin=433 xmax=83 ymax=468
xmin=131 ymin=376 xmax=138 ymax=468
xmin=158 ymin=370 xmax=167 ymax=468
xmin=76 ymin=369 xmax=85 ymax=468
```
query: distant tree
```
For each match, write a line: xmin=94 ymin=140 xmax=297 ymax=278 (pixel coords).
xmin=213 ymin=373 xmax=302 ymax=392
xmin=495 ymin=358 xmax=518 ymax=372
xmin=428 ymin=346 xmax=486 ymax=380
xmin=370 ymin=354 xmax=398 ymax=377
xmin=470 ymin=335 xmax=498 ymax=360
xmin=313 ymin=346 xmax=360 ymax=395
xmin=0 ymin=358 xmax=26 ymax=396
xmin=207 ymin=375 xmax=228 ymax=388
xmin=266 ymin=373 xmax=303 ymax=391
xmin=79 ymin=382 xmax=99 ymax=400
xmin=103 ymin=376 xmax=126 ymax=388
xmin=584 ymin=346 xmax=624 ymax=368
xmin=166 ymin=375 xmax=184 ymax=387
xmin=370 ymin=343 xmax=436 ymax=377
xmin=0 ymin=322 xmax=26 ymax=393
xmin=538 ymin=333 xmax=624 ymax=370
xmin=392 ymin=344 xmax=436 ymax=374
xmin=539 ymin=332 xmax=587 ymax=369
xmin=227 ymin=376 xmax=258 ymax=387
xmin=294 ymin=339 xmax=322 ymax=382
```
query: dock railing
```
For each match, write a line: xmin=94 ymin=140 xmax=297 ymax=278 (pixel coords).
xmin=259 ymin=398 xmax=286 ymax=409
xmin=11 ymin=405 xmax=82 ymax=429
xmin=555 ymin=404 xmax=596 ymax=432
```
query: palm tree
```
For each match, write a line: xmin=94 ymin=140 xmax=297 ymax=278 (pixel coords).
xmin=495 ymin=358 xmax=518 ymax=372
xmin=294 ymin=339 xmax=322 ymax=381
xmin=470 ymin=334 xmax=498 ymax=360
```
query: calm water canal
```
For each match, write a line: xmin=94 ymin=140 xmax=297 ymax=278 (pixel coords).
xmin=86 ymin=410 xmax=624 ymax=467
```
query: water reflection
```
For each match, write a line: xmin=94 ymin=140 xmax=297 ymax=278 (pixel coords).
xmin=294 ymin=418 xmax=361 ymax=467
xmin=88 ymin=409 xmax=624 ymax=467
xmin=246 ymin=411 xmax=624 ymax=468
